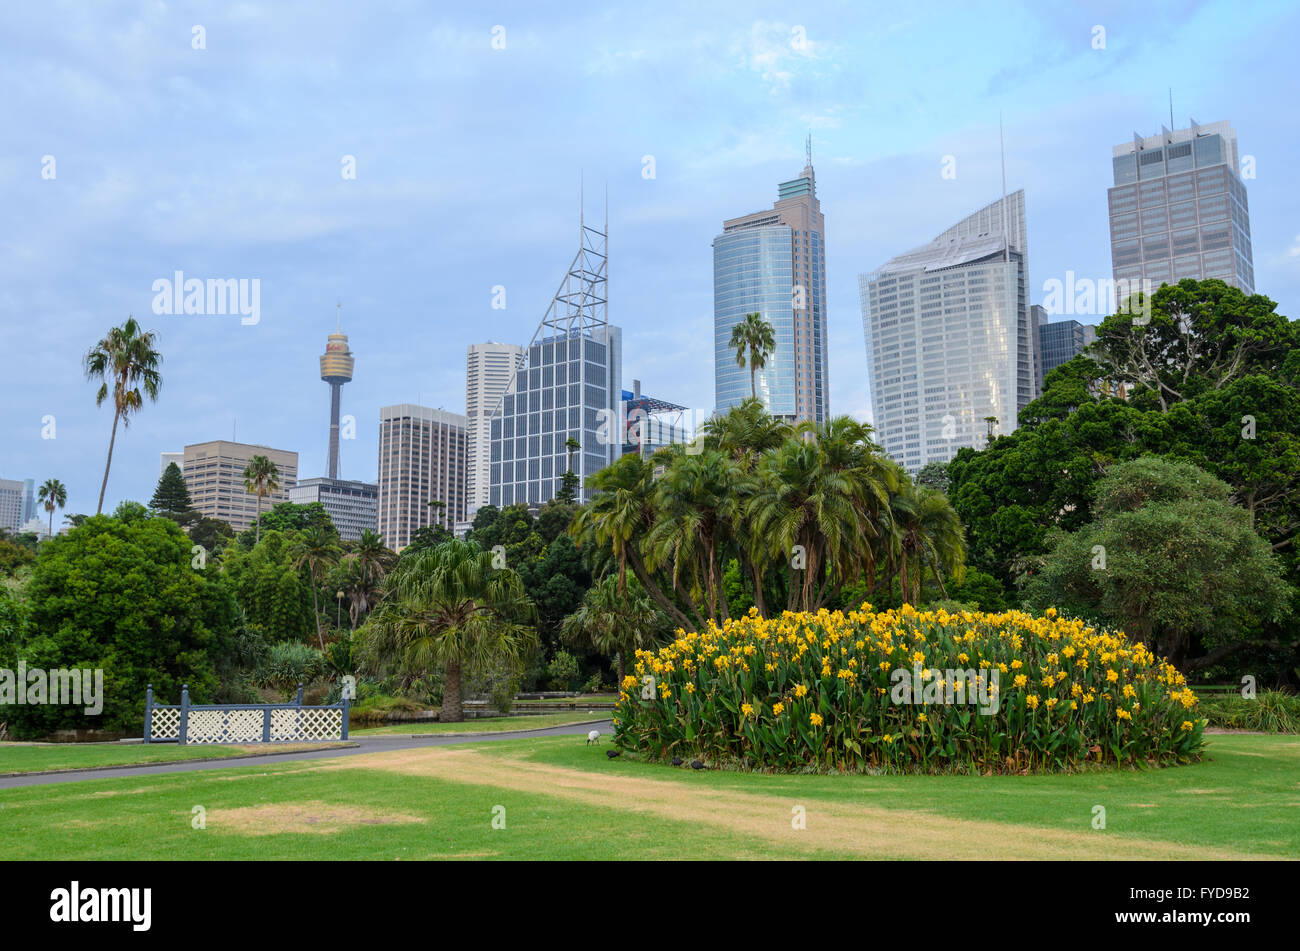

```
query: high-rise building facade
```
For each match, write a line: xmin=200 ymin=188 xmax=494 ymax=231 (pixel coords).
xmin=466 ymin=342 xmax=526 ymax=512
xmin=289 ymin=477 xmax=378 ymax=542
xmin=489 ymin=207 xmax=621 ymax=508
xmin=859 ymin=190 xmax=1035 ymax=472
xmin=714 ymin=151 xmax=827 ymax=422
xmin=1037 ymin=316 xmax=1097 ymax=389
xmin=0 ymin=478 xmax=25 ymax=532
xmin=377 ymin=404 xmax=468 ymax=550
xmin=621 ymin=380 xmax=690 ymax=457
xmin=22 ymin=478 xmax=36 ymax=524
xmin=182 ymin=441 xmax=298 ymax=531
xmin=1109 ymin=120 xmax=1254 ymax=293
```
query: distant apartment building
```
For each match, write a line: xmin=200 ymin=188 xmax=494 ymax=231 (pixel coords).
xmin=377 ymin=404 xmax=468 ymax=551
xmin=182 ymin=441 xmax=298 ymax=532
xmin=1109 ymin=119 xmax=1254 ymax=293
xmin=714 ymin=151 xmax=828 ymax=422
xmin=1037 ymin=315 xmax=1097 ymax=389
xmin=159 ymin=451 xmax=184 ymax=478
xmin=860 ymin=190 xmax=1035 ymax=472
xmin=289 ymin=477 xmax=378 ymax=542
xmin=466 ymin=342 xmax=526 ymax=513
xmin=0 ymin=478 xmax=25 ymax=533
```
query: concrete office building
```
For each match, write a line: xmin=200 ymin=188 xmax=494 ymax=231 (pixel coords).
xmin=859 ymin=190 xmax=1035 ymax=472
xmin=714 ymin=143 xmax=828 ymax=422
xmin=488 ymin=204 xmax=621 ymax=508
xmin=289 ymin=477 xmax=378 ymax=542
xmin=1109 ymin=119 xmax=1254 ymax=293
xmin=377 ymin=404 xmax=468 ymax=551
xmin=182 ymin=441 xmax=298 ymax=532
xmin=159 ymin=451 xmax=184 ymax=478
xmin=466 ymin=342 xmax=526 ymax=512
xmin=0 ymin=478 xmax=25 ymax=533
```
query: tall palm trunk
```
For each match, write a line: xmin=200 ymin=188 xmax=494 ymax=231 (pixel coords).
xmin=97 ymin=408 xmax=122 ymax=514
xmin=310 ymin=572 xmax=324 ymax=650
xmin=254 ymin=490 xmax=263 ymax=543
xmin=47 ymin=507 xmax=54 ymax=538
xmin=443 ymin=659 xmax=464 ymax=722
xmin=750 ymin=363 xmax=757 ymax=398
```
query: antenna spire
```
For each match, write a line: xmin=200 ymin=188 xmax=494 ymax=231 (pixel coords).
xmin=999 ymin=114 xmax=1008 ymax=263
xmin=335 ymin=300 xmax=341 ymax=332
xmin=806 ymin=132 xmax=812 ymax=166
xmin=1169 ymin=88 xmax=1175 ymax=129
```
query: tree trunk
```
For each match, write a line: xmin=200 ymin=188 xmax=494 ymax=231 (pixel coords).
xmin=617 ymin=652 xmax=625 ymax=685
xmin=255 ymin=489 xmax=263 ymax=544
xmin=443 ymin=660 xmax=464 ymax=722
xmin=750 ymin=364 xmax=757 ymax=399
xmin=48 ymin=508 xmax=53 ymax=539
xmin=97 ymin=408 xmax=121 ymax=514
xmin=311 ymin=575 xmax=324 ymax=651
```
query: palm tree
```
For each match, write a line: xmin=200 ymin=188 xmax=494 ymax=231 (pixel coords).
xmin=889 ymin=480 xmax=966 ymax=604
xmin=570 ymin=452 xmax=697 ymax=632
xmin=83 ymin=317 xmax=162 ymax=514
xmin=37 ymin=479 xmax=67 ymax=539
xmin=561 ymin=574 xmax=665 ymax=683
xmin=701 ymin=398 xmax=792 ymax=470
xmin=728 ymin=312 xmax=777 ymax=400
xmin=361 ymin=538 xmax=536 ymax=722
xmin=339 ymin=529 xmax=394 ymax=626
xmin=242 ymin=455 xmax=280 ymax=543
xmin=292 ymin=525 xmax=341 ymax=649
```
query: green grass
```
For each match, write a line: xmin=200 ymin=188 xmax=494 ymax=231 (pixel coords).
xmin=3 ymin=734 xmax=1295 ymax=859
xmin=513 ymin=695 xmax=618 ymax=705
xmin=353 ymin=714 xmax=607 ymax=735
xmin=0 ymin=742 xmax=346 ymax=775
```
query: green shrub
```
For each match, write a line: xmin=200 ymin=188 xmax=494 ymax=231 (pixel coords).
xmin=1197 ymin=690 xmax=1299 ymax=733
xmin=546 ymin=650 xmax=579 ymax=692
xmin=255 ymin=642 xmax=326 ymax=697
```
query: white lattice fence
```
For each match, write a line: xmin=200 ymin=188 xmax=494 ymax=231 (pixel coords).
xmin=144 ymin=684 xmax=349 ymax=744
xmin=271 ymin=707 xmax=343 ymax=741
xmin=149 ymin=707 xmax=181 ymax=741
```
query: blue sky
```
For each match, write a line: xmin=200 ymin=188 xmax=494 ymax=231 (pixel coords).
xmin=2 ymin=0 xmax=1297 ymax=518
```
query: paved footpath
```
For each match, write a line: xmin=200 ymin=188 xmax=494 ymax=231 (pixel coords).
xmin=0 ymin=719 xmax=614 ymax=790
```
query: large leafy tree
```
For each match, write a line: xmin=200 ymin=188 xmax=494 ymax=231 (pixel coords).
xmin=149 ymin=462 xmax=191 ymax=519
xmin=1022 ymin=457 xmax=1289 ymax=670
xmin=0 ymin=513 xmax=237 ymax=736
xmin=84 ymin=317 xmax=162 ymax=514
xmin=947 ymin=278 xmax=1300 ymax=678
xmin=37 ymin=478 xmax=67 ymax=539
xmin=360 ymin=538 xmax=536 ymax=721
xmin=220 ymin=530 xmax=315 ymax=643
xmin=728 ymin=312 xmax=777 ymax=400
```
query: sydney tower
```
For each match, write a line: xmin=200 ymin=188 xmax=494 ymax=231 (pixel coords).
xmin=319 ymin=307 xmax=354 ymax=479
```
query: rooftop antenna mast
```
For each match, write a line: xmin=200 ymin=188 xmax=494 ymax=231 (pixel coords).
xmin=1169 ymin=88 xmax=1175 ymax=129
xmin=999 ymin=113 xmax=1009 ymax=263
xmin=336 ymin=300 xmax=341 ymax=331
xmin=806 ymin=132 xmax=812 ymax=166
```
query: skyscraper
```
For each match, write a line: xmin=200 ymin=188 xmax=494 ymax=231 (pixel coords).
xmin=488 ymin=203 xmax=621 ymax=508
xmin=0 ymin=478 xmax=24 ymax=532
xmin=1108 ymin=120 xmax=1254 ymax=293
xmin=182 ymin=440 xmax=298 ymax=531
xmin=1037 ymin=315 xmax=1096 ymax=389
xmin=466 ymin=342 xmax=526 ymax=512
xmin=377 ymin=404 xmax=468 ymax=550
xmin=319 ymin=307 xmax=355 ymax=480
xmin=714 ymin=143 xmax=827 ymax=422
xmin=859 ymin=190 xmax=1034 ymax=472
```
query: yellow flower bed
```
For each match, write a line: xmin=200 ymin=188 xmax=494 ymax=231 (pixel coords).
xmin=613 ymin=605 xmax=1205 ymax=773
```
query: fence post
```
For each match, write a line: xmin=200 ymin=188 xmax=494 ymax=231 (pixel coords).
xmin=341 ymin=694 xmax=350 ymax=740
xmin=295 ymin=683 xmax=304 ymax=740
xmin=143 ymin=684 xmax=154 ymax=744
xmin=263 ymin=706 xmax=272 ymax=743
xmin=178 ymin=684 xmax=190 ymax=746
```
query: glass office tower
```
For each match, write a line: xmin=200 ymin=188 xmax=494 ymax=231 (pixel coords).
xmin=859 ymin=190 xmax=1034 ymax=472
xmin=1109 ymin=120 xmax=1254 ymax=293
xmin=713 ymin=155 xmax=827 ymax=422
xmin=489 ymin=207 xmax=621 ymax=508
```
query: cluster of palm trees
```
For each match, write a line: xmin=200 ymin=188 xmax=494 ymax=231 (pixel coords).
xmin=571 ymin=398 xmax=966 ymax=633
xmin=288 ymin=527 xmax=395 ymax=648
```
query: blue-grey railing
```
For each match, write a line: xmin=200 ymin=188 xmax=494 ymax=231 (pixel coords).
xmin=144 ymin=683 xmax=350 ymax=745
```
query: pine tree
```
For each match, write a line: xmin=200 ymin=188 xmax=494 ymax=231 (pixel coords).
xmin=150 ymin=462 xmax=192 ymax=517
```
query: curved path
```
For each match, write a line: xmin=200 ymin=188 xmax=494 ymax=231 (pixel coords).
xmin=0 ymin=719 xmax=614 ymax=790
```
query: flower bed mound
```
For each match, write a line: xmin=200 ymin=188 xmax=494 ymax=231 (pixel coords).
xmin=613 ymin=606 xmax=1205 ymax=774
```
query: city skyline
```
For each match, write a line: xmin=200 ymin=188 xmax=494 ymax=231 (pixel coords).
xmin=4 ymin=2 xmax=1299 ymax=516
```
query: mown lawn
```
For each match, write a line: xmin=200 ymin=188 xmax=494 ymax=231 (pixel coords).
xmin=2 ymin=734 xmax=1295 ymax=860
xmin=353 ymin=714 xmax=608 ymax=735
xmin=0 ymin=742 xmax=350 ymax=775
